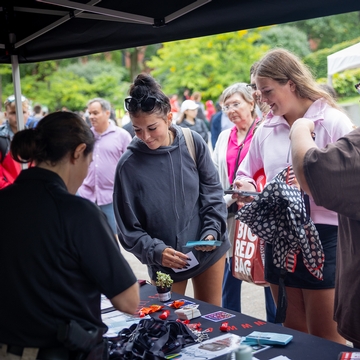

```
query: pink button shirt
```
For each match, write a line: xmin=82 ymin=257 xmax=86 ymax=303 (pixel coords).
xmin=226 ymin=120 xmax=256 ymax=184
xmin=236 ymin=98 xmax=354 ymax=226
xmin=78 ymin=121 xmax=132 ymax=205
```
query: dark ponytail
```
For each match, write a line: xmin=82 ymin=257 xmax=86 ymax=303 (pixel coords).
xmin=11 ymin=111 xmax=95 ymax=165
xmin=128 ymin=74 xmax=171 ymax=117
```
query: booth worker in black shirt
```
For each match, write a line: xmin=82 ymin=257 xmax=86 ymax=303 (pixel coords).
xmin=0 ymin=111 xmax=139 ymax=360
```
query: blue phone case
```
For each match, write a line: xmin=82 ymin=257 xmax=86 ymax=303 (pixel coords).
xmin=185 ymin=240 xmax=222 ymax=247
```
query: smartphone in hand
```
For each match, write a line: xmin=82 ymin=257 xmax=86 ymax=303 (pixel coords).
xmin=186 ymin=240 xmax=222 ymax=247
xmin=224 ymin=189 xmax=260 ymax=197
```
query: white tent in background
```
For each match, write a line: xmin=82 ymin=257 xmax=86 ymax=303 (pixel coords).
xmin=327 ymin=42 xmax=360 ymax=85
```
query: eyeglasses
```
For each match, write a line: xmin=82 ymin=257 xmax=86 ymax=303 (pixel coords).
xmin=247 ymin=83 xmax=257 ymax=91
xmin=124 ymin=96 xmax=162 ymax=112
xmin=4 ymin=95 xmax=28 ymax=107
xmin=222 ymin=102 xmax=241 ymax=112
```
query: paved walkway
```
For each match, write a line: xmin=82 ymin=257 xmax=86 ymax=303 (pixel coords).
xmin=120 ymin=245 xmax=267 ymax=321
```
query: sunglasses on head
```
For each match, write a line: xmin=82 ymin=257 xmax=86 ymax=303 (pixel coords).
xmin=246 ymin=83 xmax=257 ymax=91
xmin=124 ymin=96 xmax=162 ymax=112
xmin=4 ymin=95 xmax=27 ymax=107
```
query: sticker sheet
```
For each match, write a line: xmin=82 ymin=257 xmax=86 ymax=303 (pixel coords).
xmin=201 ymin=310 xmax=236 ymax=322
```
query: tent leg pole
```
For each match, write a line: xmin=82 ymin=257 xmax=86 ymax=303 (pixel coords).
xmin=327 ymin=74 xmax=333 ymax=87
xmin=11 ymin=54 xmax=27 ymax=169
xmin=11 ymin=55 xmax=24 ymax=131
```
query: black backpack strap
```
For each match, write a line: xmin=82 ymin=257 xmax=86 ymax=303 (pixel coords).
xmin=0 ymin=135 xmax=10 ymax=163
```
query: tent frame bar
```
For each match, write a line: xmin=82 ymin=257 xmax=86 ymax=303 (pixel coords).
xmin=4 ymin=0 xmax=211 ymax=135
xmin=1 ymin=0 xmax=212 ymax=50
xmin=38 ymin=0 xmax=155 ymax=24
xmin=37 ymin=0 xmax=211 ymax=26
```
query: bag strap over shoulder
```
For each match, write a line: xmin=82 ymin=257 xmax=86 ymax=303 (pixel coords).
xmin=181 ymin=127 xmax=196 ymax=165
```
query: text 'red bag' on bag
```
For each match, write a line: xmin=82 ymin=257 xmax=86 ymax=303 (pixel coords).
xmin=231 ymin=168 xmax=268 ymax=286
xmin=232 ymin=220 xmax=268 ymax=286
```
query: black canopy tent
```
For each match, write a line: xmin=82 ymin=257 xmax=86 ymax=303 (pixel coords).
xmin=0 ymin=0 xmax=359 ymax=130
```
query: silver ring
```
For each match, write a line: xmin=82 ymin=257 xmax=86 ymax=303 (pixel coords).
xmin=174 ymin=250 xmax=176 ymax=256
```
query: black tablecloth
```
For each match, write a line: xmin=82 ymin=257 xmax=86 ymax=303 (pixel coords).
xmin=131 ymin=283 xmax=357 ymax=360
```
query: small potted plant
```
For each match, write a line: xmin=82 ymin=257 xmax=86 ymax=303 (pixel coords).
xmin=155 ymin=271 xmax=174 ymax=302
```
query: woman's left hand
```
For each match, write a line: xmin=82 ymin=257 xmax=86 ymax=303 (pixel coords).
xmin=194 ymin=234 xmax=217 ymax=252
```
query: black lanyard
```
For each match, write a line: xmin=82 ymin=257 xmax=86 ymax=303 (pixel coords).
xmin=231 ymin=119 xmax=256 ymax=183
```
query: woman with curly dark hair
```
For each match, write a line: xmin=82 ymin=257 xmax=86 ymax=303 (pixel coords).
xmin=114 ymin=74 xmax=230 ymax=306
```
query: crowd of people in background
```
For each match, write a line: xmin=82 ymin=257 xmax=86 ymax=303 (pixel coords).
xmin=0 ymin=87 xmax=223 ymax=152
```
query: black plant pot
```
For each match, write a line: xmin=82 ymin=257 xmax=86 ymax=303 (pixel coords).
xmin=156 ymin=286 xmax=172 ymax=302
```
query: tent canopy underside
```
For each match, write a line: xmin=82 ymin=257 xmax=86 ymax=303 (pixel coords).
xmin=0 ymin=0 xmax=359 ymax=64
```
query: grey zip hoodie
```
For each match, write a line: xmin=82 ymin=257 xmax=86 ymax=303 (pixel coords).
xmin=114 ymin=125 xmax=229 ymax=282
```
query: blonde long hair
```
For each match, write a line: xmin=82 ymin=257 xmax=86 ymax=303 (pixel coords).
xmin=254 ymin=48 xmax=342 ymax=111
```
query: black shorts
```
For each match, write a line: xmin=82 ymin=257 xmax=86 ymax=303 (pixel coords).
xmin=265 ymin=224 xmax=337 ymax=289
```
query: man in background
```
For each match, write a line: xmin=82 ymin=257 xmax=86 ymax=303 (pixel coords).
xmin=192 ymin=91 xmax=209 ymax=128
xmin=210 ymin=94 xmax=233 ymax=149
xmin=26 ymin=103 xmax=43 ymax=128
xmin=78 ymin=98 xmax=132 ymax=235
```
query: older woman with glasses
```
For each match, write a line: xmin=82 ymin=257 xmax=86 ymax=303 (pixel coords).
xmin=114 ymin=74 xmax=230 ymax=306
xmin=212 ymin=83 xmax=275 ymax=321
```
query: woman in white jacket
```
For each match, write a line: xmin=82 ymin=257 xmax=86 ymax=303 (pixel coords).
xmin=212 ymin=83 xmax=275 ymax=320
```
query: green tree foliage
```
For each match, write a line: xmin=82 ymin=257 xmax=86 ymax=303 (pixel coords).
xmin=144 ymin=44 xmax=162 ymax=62
xmin=147 ymin=30 xmax=268 ymax=101
xmin=303 ymin=36 xmax=360 ymax=79
xmin=2 ymin=11 xmax=359 ymax=111
xmin=254 ymin=25 xmax=310 ymax=58
xmin=57 ymin=61 xmax=129 ymax=111
xmin=0 ymin=65 xmax=13 ymax=110
xmin=58 ymin=52 xmax=123 ymax=69
xmin=0 ymin=65 xmax=12 ymax=77
xmin=291 ymin=11 xmax=360 ymax=50
xmin=332 ymin=68 xmax=360 ymax=98
xmin=21 ymin=61 xmax=58 ymax=79
xmin=64 ymin=60 xmax=127 ymax=84
xmin=3 ymin=60 xmax=130 ymax=112
xmin=3 ymin=70 xmax=92 ymax=112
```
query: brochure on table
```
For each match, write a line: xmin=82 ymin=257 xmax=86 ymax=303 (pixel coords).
xmin=179 ymin=333 xmax=270 ymax=360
